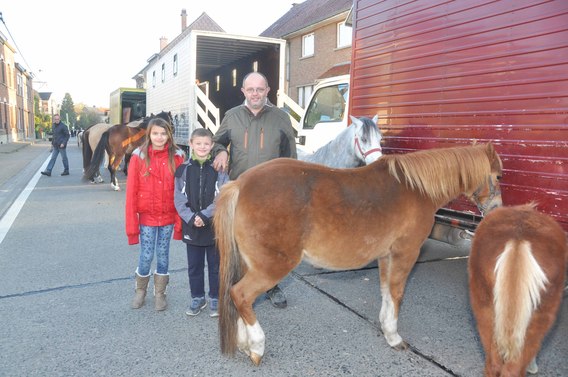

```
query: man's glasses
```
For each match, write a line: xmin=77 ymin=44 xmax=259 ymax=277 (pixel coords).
xmin=244 ymin=87 xmax=267 ymax=94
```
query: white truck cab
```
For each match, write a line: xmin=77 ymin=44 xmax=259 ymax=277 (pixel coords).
xmin=297 ymin=75 xmax=350 ymax=153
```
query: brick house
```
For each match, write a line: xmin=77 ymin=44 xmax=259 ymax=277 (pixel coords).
xmin=261 ymin=0 xmax=352 ymax=108
xmin=0 ymin=30 xmax=35 ymax=143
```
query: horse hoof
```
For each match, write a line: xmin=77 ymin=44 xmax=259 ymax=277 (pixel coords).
xmin=393 ymin=341 xmax=409 ymax=351
xmin=527 ymin=358 xmax=538 ymax=374
xmin=250 ymin=352 xmax=263 ymax=366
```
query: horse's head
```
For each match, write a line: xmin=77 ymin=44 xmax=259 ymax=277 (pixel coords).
xmin=349 ymin=115 xmax=383 ymax=165
xmin=156 ymin=111 xmax=174 ymax=134
xmin=142 ymin=111 xmax=175 ymax=134
xmin=468 ymin=142 xmax=503 ymax=215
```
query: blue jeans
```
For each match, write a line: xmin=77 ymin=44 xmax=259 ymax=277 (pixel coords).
xmin=186 ymin=244 xmax=220 ymax=299
xmin=45 ymin=146 xmax=69 ymax=172
xmin=137 ymin=225 xmax=174 ymax=276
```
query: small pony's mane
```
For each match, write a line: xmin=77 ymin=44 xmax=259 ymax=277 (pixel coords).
xmin=384 ymin=144 xmax=492 ymax=203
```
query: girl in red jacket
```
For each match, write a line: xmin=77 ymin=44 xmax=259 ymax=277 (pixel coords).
xmin=125 ymin=118 xmax=185 ymax=311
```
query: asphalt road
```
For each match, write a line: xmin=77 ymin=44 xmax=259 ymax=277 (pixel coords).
xmin=0 ymin=141 xmax=566 ymax=376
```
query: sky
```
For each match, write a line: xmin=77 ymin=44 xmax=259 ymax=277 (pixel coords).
xmin=0 ymin=0 xmax=300 ymax=108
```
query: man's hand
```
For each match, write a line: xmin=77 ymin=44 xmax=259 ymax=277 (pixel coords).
xmin=213 ymin=151 xmax=228 ymax=172
xmin=60 ymin=144 xmax=65 ymax=149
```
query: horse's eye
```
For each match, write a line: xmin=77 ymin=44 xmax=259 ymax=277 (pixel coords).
xmin=361 ymin=137 xmax=367 ymax=143
xmin=496 ymin=175 xmax=502 ymax=181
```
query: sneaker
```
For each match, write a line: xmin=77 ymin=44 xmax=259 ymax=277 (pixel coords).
xmin=40 ymin=171 xmax=51 ymax=177
xmin=185 ymin=296 xmax=207 ymax=316
xmin=266 ymin=285 xmax=287 ymax=309
xmin=61 ymin=171 xmax=69 ymax=176
xmin=209 ymin=298 xmax=219 ymax=317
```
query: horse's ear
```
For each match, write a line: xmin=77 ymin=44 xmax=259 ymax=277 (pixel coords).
xmin=350 ymin=115 xmax=362 ymax=127
xmin=372 ymin=114 xmax=379 ymax=124
xmin=485 ymin=141 xmax=495 ymax=156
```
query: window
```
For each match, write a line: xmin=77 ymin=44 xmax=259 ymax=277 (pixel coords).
xmin=232 ymin=69 xmax=237 ymax=87
xmin=161 ymin=63 xmax=166 ymax=83
xmin=337 ymin=22 xmax=352 ymax=48
xmin=298 ymin=85 xmax=314 ymax=108
xmin=216 ymin=75 xmax=220 ymax=91
xmin=17 ymin=74 xmax=23 ymax=96
xmin=152 ymin=71 xmax=156 ymax=87
xmin=173 ymin=54 xmax=178 ymax=76
xmin=252 ymin=61 xmax=258 ymax=72
xmin=302 ymin=33 xmax=314 ymax=57
xmin=302 ymin=83 xmax=349 ymax=129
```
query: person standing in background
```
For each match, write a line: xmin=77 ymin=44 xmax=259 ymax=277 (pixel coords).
xmin=41 ymin=114 xmax=70 ymax=176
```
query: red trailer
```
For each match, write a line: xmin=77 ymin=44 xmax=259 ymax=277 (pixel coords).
xmin=350 ymin=0 xmax=568 ymax=236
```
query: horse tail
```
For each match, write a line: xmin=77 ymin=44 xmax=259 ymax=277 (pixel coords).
xmin=493 ymin=239 xmax=548 ymax=362
xmin=81 ymin=130 xmax=93 ymax=171
xmin=85 ymin=131 xmax=110 ymax=179
xmin=214 ymin=181 xmax=242 ymax=356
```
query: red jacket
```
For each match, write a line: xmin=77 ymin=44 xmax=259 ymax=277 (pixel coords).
xmin=125 ymin=145 xmax=185 ymax=245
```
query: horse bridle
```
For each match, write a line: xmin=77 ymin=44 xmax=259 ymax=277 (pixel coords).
xmin=354 ymin=136 xmax=382 ymax=159
xmin=472 ymin=174 xmax=501 ymax=215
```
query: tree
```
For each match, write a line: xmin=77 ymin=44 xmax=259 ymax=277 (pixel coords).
xmin=33 ymin=94 xmax=51 ymax=136
xmin=77 ymin=107 xmax=103 ymax=129
xmin=59 ymin=93 xmax=77 ymax=127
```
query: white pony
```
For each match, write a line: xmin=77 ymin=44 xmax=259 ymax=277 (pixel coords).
xmin=297 ymin=115 xmax=383 ymax=168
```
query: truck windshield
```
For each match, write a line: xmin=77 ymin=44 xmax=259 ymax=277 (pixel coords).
xmin=303 ymin=83 xmax=348 ymax=129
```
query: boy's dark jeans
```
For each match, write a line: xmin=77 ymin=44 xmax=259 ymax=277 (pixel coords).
xmin=186 ymin=244 xmax=220 ymax=299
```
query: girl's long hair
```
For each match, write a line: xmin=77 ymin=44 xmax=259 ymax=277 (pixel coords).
xmin=139 ymin=118 xmax=179 ymax=175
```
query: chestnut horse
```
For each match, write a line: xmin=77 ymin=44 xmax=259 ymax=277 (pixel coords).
xmin=469 ymin=204 xmax=567 ymax=377
xmin=84 ymin=111 xmax=172 ymax=191
xmin=215 ymin=143 xmax=503 ymax=365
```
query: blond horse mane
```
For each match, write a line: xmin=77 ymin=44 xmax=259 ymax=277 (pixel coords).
xmin=384 ymin=144 xmax=492 ymax=204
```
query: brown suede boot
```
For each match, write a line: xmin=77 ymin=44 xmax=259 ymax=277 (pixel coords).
xmin=131 ymin=271 xmax=150 ymax=309
xmin=153 ymin=273 xmax=169 ymax=311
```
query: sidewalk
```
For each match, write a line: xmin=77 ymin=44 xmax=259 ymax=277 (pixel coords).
xmin=0 ymin=140 xmax=52 ymax=188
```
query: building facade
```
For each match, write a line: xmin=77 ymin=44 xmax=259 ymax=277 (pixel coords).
xmin=0 ymin=30 xmax=35 ymax=144
xmin=261 ymin=0 xmax=353 ymax=107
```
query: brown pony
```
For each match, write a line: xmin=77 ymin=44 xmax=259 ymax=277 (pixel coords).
xmin=215 ymin=143 xmax=503 ymax=365
xmin=469 ymin=204 xmax=568 ymax=377
xmin=84 ymin=111 xmax=172 ymax=191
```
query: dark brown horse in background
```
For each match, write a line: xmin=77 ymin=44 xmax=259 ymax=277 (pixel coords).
xmin=81 ymin=122 xmax=113 ymax=183
xmin=214 ymin=143 xmax=503 ymax=365
xmin=469 ymin=204 xmax=567 ymax=377
xmin=84 ymin=111 xmax=173 ymax=191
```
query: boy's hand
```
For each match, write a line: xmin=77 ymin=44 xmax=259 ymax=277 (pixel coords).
xmin=194 ymin=215 xmax=205 ymax=227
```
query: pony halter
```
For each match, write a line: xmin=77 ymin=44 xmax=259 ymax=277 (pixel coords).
xmin=472 ymin=175 xmax=501 ymax=215
xmin=354 ymin=136 xmax=382 ymax=158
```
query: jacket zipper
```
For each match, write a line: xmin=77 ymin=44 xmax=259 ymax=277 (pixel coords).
xmin=244 ymin=129 xmax=248 ymax=150
xmin=198 ymin=164 xmax=204 ymax=211
xmin=260 ymin=128 xmax=264 ymax=149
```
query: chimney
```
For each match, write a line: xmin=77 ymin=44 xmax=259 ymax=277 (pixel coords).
xmin=181 ymin=9 xmax=187 ymax=32
xmin=160 ymin=36 xmax=168 ymax=51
